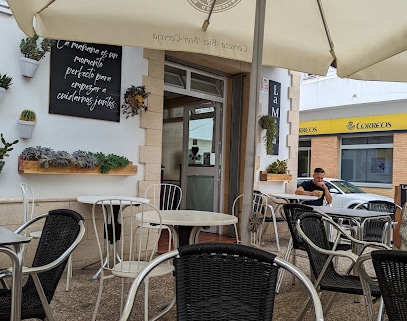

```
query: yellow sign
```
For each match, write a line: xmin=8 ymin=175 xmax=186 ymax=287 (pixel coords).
xmin=299 ymin=113 xmax=407 ymax=136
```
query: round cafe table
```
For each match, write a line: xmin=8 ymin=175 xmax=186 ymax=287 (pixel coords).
xmin=136 ymin=209 xmax=238 ymax=247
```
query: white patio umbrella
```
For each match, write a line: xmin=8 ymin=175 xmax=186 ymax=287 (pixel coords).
xmin=7 ymin=0 xmax=407 ymax=244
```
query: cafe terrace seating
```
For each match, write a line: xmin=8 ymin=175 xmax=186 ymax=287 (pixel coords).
xmin=357 ymin=249 xmax=407 ymax=321
xmin=354 ymin=200 xmax=401 ymax=245
xmin=254 ymin=190 xmax=285 ymax=251
xmin=0 ymin=209 xmax=85 ymax=321
xmin=232 ymin=193 xmax=268 ymax=246
xmin=145 ymin=183 xmax=182 ymax=252
xmin=296 ymin=211 xmax=390 ymax=321
xmin=118 ymin=243 xmax=324 ymax=321
xmin=19 ymin=183 xmax=74 ymax=291
xmin=91 ymin=199 xmax=174 ymax=321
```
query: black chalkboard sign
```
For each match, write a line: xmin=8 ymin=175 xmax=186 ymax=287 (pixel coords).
xmin=49 ymin=40 xmax=122 ymax=122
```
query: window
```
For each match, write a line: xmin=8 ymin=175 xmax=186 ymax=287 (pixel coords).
xmin=340 ymin=135 xmax=393 ymax=185
xmin=298 ymin=140 xmax=311 ymax=177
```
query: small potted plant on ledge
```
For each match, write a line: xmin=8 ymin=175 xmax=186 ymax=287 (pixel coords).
xmin=259 ymin=114 xmax=277 ymax=155
xmin=20 ymin=33 xmax=55 ymax=78
xmin=260 ymin=159 xmax=292 ymax=181
xmin=0 ymin=73 xmax=12 ymax=100
xmin=121 ymin=85 xmax=150 ymax=119
xmin=0 ymin=133 xmax=18 ymax=173
xmin=17 ymin=109 xmax=37 ymax=139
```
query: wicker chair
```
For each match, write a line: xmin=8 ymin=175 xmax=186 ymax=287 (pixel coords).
xmin=296 ymin=212 xmax=390 ymax=320
xmin=275 ymin=204 xmax=316 ymax=292
xmin=354 ymin=200 xmax=399 ymax=245
xmin=0 ymin=209 xmax=85 ymax=321
xmin=369 ymin=250 xmax=407 ymax=321
xmin=118 ymin=243 xmax=324 ymax=321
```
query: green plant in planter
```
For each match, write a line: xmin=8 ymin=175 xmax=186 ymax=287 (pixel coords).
xmin=92 ymin=152 xmax=130 ymax=174
xmin=20 ymin=33 xmax=55 ymax=61
xmin=0 ymin=133 xmax=19 ymax=161
xmin=266 ymin=159 xmax=287 ymax=174
xmin=259 ymin=114 xmax=277 ymax=155
xmin=0 ymin=73 xmax=13 ymax=90
xmin=20 ymin=109 xmax=36 ymax=121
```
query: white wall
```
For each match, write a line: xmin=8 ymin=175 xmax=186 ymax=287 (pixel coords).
xmin=257 ymin=67 xmax=291 ymax=193
xmin=0 ymin=14 xmax=148 ymax=199
xmin=300 ymin=68 xmax=407 ymax=111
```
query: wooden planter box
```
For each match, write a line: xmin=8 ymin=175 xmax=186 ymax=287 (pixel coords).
xmin=18 ymin=156 xmax=138 ymax=176
xmin=260 ymin=171 xmax=292 ymax=181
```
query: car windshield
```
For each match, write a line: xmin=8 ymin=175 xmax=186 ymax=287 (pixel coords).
xmin=330 ymin=180 xmax=365 ymax=194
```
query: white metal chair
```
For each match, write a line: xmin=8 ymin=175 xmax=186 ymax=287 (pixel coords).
xmin=91 ymin=199 xmax=174 ymax=321
xmin=232 ymin=193 xmax=268 ymax=247
xmin=254 ymin=190 xmax=285 ymax=251
xmin=20 ymin=183 xmax=74 ymax=291
xmin=145 ymin=183 xmax=182 ymax=251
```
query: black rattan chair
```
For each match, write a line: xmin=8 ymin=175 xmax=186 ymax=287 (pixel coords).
xmin=118 ymin=243 xmax=324 ymax=321
xmin=371 ymin=250 xmax=407 ymax=321
xmin=275 ymin=203 xmax=318 ymax=292
xmin=296 ymin=212 xmax=390 ymax=320
xmin=0 ymin=209 xmax=85 ymax=321
xmin=354 ymin=200 xmax=399 ymax=244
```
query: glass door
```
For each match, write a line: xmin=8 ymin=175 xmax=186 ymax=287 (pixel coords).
xmin=181 ymin=103 xmax=222 ymax=212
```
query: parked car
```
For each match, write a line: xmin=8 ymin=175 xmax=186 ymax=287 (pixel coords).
xmin=297 ymin=177 xmax=394 ymax=208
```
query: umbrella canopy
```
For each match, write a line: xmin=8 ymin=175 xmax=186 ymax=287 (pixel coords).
xmin=7 ymin=0 xmax=407 ymax=82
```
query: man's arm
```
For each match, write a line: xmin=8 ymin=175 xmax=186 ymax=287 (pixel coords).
xmin=295 ymin=185 xmax=320 ymax=196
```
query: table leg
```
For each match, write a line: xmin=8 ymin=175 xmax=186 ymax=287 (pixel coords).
xmin=84 ymin=204 xmax=122 ymax=280
xmin=0 ymin=245 xmax=23 ymax=321
xmin=177 ymin=226 xmax=193 ymax=247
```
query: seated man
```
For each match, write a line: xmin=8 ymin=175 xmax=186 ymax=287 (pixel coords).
xmin=295 ymin=167 xmax=332 ymax=206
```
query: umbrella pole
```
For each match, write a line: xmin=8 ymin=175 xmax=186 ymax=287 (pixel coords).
xmin=241 ymin=0 xmax=266 ymax=245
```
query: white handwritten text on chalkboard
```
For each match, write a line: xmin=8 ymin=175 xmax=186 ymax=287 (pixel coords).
xmin=49 ymin=40 xmax=122 ymax=122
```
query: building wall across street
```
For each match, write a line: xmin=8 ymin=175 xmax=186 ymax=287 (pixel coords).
xmin=300 ymin=72 xmax=407 ymax=200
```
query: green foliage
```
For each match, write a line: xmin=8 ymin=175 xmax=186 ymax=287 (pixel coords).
xmin=20 ymin=33 xmax=55 ymax=61
xmin=20 ymin=109 xmax=36 ymax=121
xmin=0 ymin=73 xmax=12 ymax=90
xmin=259 ymin=114 xmax=277 ymax=155
xmin=0 ymin=134 xmax=19 ymax=160
xmin=92 ymin=152 xmax=130 ymax=174
xmin=266 ymin=159 xmax=287 ymax=174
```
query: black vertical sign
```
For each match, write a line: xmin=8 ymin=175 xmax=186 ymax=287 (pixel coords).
xmin=268 ymin=80 xmax=281 ymax=155
xmin=49 ymin=40 xmax=122 ymax=122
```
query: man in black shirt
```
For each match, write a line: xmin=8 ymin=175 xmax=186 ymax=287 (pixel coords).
xmin=295 ymin=167 xmax=332 ymax=206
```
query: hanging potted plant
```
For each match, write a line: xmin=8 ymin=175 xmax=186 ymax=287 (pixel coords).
xmin=0 ymin=73 xmax=12 ymax=101
xmin=121 ymin=85 xmax=150 ymax=119
xmin=17 ymin=109 xmax=37 ymax=139
xmin=19 ymin=33 xmax=55 ymax=78
xmin=259 ymin=114 xmax=277 ymax=155
xmin=0 ymin=133 xmax=18 ymax=173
